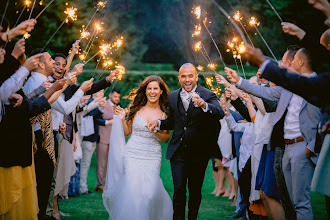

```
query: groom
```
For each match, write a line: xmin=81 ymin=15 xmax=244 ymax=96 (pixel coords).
xmin=148 ymin=63 xmax=224 ymax=220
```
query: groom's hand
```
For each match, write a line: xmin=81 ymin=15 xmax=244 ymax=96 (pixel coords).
xmin=147 ymin=120 xmax=159 ymax=133
xmin=192 ymin=96 xmax=206 ymax=109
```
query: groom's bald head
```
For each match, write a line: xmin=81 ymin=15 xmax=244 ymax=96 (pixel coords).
xmin=179 ymin=63 xmax=197 ymax=75
xmin=178 ymin=63 xmax=198 ymax=92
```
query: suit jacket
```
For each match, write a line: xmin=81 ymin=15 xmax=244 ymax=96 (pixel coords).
xmin=98 ymin=100 xmax=115 ymax=145
xmin=238 ymin=78 xmax=321 ymax=163
xmin=261 ymin=61 xmax=330 ymax=114
xmin=0 ymin=94 xmax=51 ymax=167
xmin=82 ymin=98 xmax=106 ymax=143
xmin=62 ymin=78 xmax=112 ymax=143
xmin=160 ymin=84 xmax=224 ymax=161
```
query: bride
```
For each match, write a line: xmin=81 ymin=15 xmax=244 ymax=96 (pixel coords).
xmin=103 ymin=75 xmax=173 ymax=220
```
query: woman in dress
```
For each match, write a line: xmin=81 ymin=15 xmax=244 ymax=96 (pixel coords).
xmin=103 ymin=75 xmax=173 ymax=220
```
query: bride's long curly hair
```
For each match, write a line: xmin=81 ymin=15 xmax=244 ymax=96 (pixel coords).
xmin=127 ymin=75 xmax=169 ymax=122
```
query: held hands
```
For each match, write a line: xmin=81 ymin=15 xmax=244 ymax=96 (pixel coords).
xmin=107 ymin=68 xmax=120 ymax=82
xmin=225 ymin=67 xmax=240 ymax=84
xmin=147 ymin=120 xmax=159 ymax=133
xmin=215 ymin=73 xmax=231 ymax=87
xmin=281 ymin=22 xmax=306 ymax=40
xmin=80 ymin=78 xmax=94 ymax=92
xmin=8 ymin=94 xmax=23 ymax=107
xmin=244 ymin=45 xmax=266 ymax=68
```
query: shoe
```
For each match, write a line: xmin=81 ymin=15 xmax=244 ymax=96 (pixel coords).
xmin=225 ymin=212 xmax=244 ymax=218
xmin=95 ymin=187 xmax=103 ymax=193
xmin=215 ymin=189 xmax=225 ymax=197
xmin=81 ymin=190 xmax=95 ymax=195
xmin=238 ymin=216 xmax=247 ymax=220
xmin=59 ymin=211 xmax=70 ymax=217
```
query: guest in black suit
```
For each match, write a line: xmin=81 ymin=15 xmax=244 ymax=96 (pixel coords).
xmin=148 ymin=63 xmax=224 ymax=220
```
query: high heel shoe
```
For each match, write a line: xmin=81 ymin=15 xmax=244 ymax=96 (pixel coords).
xmin=229 ymin=193 xmax=236 ymax=200
xmin=215 ymin=189 xmax=225 ymax=197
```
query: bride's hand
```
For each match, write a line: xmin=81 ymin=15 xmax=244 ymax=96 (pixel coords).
xmin=115 ymin=106 xmax=126 ymax=120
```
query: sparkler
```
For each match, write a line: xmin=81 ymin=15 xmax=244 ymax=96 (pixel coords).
xmin=193 ymin=6 xmax=201 ymax=19
xmin=208 ymin=0 xmax=247 ymax=45
xmin=14 ymin=0 xmax=32 ymax=28
xmin=80 ymin=29 xmax=90 ymax=40
xmin=28 ymin=0 xmax=37 ymax=19
xmin=197 ymin=65 xmax=204 ymax=71
xmin=233 ymin=11 xmax=255 ymax=48
xmin=202 ymin=18 xmax=226 ymax=67
xmin=0 ymin=0 xmax=10 ymax=28
xmin=192 ymin=24 xmax=201 ymax=37
xmin=23 ymin=32 xmax=31 ymax=39
xmin=249 ymin=16 xmax=277 ymax=61
xmin=42 ymin=7 xmax=77 ymax=51
xmin=207 ymin=63 xmax=216 ymax=70
xmin=84 ymin=1 xmax=107 ymax=31
xmin=35 ymin=0 xmax=55 ymax=20
xmin=265 ymin=0 xmax=283 ymax=23
xmin=194 ymin=41 xmax=202 ymax=51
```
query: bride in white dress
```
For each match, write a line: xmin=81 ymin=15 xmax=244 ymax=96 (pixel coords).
xmin=103 ymin=75 xmax=173 ymax=220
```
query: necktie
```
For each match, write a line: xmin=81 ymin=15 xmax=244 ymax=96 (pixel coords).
xmin=182 ymin=92 xmax=190 ymax=111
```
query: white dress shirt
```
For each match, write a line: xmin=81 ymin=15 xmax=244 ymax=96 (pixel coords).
xmin=0 ymin=66 xmax=31 ymax=122
xmin=283 ymin=94 xmax=304 ymax=139
xmin=225 ymin=114 xmax=255 ymax=172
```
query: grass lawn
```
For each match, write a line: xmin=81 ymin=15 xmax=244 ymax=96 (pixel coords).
xmin=60 ymin=142 xmax=328 ymax=219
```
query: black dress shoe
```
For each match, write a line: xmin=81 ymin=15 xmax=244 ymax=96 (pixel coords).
xmin=225 ymin=212 xmax=244 ymax=218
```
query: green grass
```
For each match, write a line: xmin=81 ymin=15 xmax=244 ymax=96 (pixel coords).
xmin=60 ymin=142 xmax=328 ymax=219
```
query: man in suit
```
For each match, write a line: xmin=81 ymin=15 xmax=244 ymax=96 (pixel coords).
xmin=95 ymin=88 xmax=121 ymax=192
xmin=148 ymin=63 xmax=224 ymax=220
xmin=226 ymin=48 xmax=321 ymax=220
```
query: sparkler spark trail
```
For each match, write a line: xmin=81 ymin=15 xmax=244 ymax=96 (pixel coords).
xmin=265 ymin=0 xmax=283 ymax=23
xmin=84 ymin=1 xmax=107 ymax=31
xmin=35 ymin=0 xmax=55 ymax=20
xmin=193 ymin=6 xmax=201 ymax=19
xmin=192 ymin=24 xmax=201 ymax=37
xmin=208 ymin=0 xmax=247 ymax=45
xmin=233 ymin=11 xmax=255 ymax=48
xmin=42 ymin=7 xmax=77 ymax=51
xmin=197 ymin=65 xmax=204 ymax=71
xmin=202 ymin=19 xmax=226 ymax=67
xmin=249 ymin=16 xmax=277 ymax=61
xmin=194 ymin=41 xmax=202 ymax=51
xmin=23 ymin=32 xmax=31 ymax=39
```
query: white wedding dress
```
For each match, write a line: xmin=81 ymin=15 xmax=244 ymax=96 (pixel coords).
xmin=103 ymin=113 xmax=173 ymax=220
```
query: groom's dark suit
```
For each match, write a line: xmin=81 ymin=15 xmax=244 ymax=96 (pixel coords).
xmin=160 ymin=84 xmax=224 ymax=220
